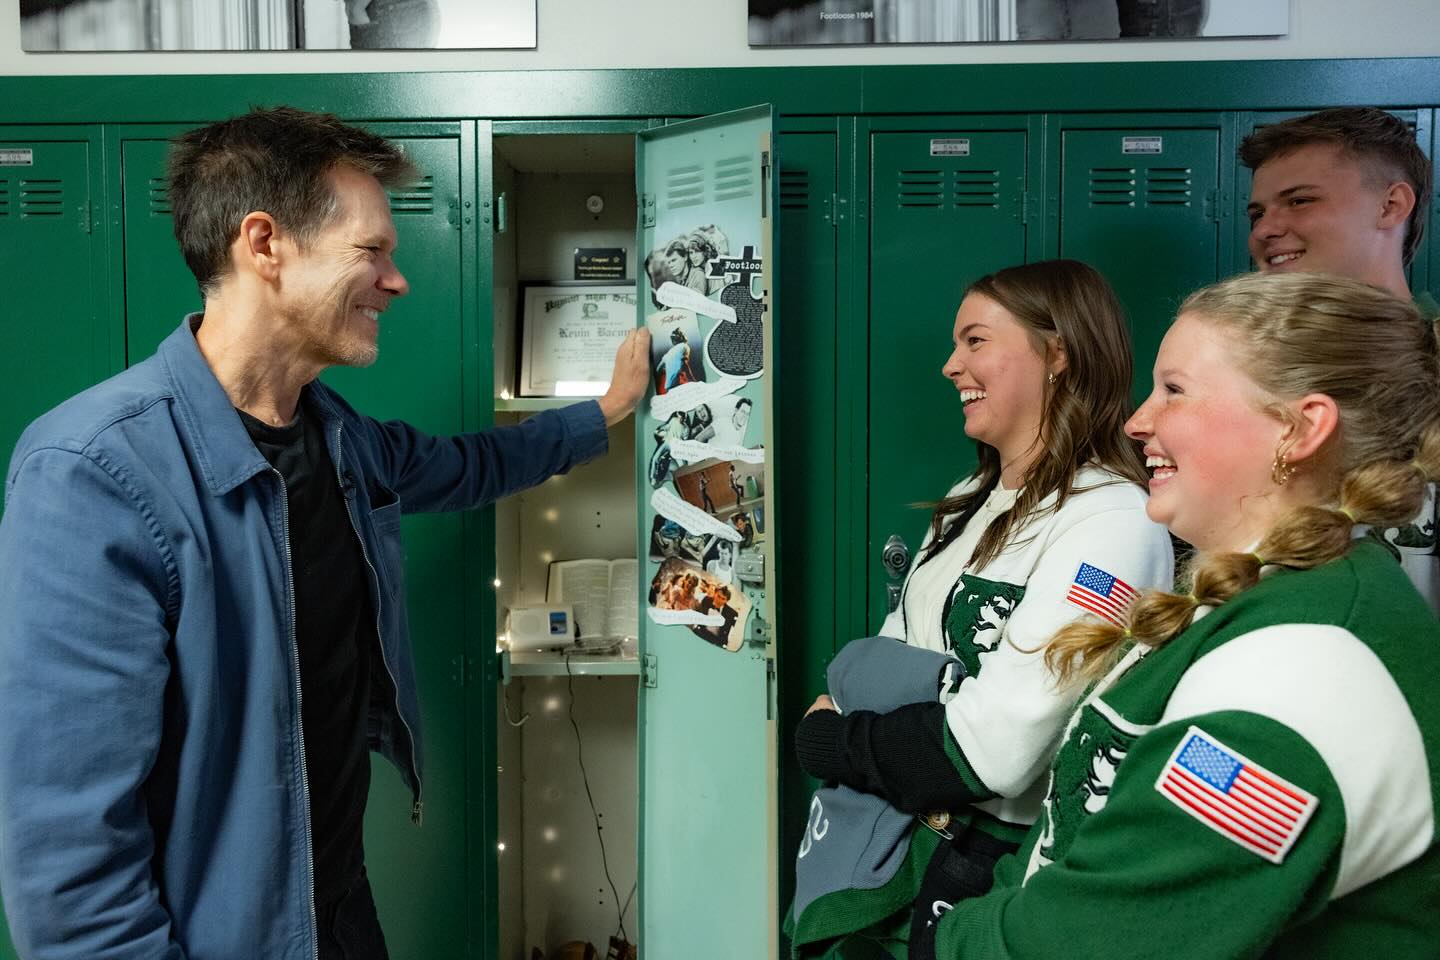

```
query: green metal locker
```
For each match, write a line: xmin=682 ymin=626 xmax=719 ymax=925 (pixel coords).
xmin=773 ymin=124 xmax=841 ymax=926
xmin=115 ymin=129 xmax=203 ymax=363
xmin=111 ymin=123 xmax=477 ymax=958
xmin=865 ymin=123 xmax=1032 ymax=626
xmin=635 ymin=105 xmax=780 ymax=959
xmin=1054 ymin=118 xmax=1227 ymax=406
xmin=0 ymin=128 xmax=115 ymax=525
xmin=323 ymin=127 xmax=475 ymax=960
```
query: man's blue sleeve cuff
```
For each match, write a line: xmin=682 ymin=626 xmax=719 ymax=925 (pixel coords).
xmin=559 ymin=399 xmax=610 ymax=464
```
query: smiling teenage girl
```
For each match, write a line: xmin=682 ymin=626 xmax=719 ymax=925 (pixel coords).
xmin=790 ymin=260 xmax=1172 ymax=957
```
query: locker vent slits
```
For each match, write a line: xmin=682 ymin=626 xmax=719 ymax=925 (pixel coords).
xmin=779 ymin=169 xmax=809 ymax=209
xmin=713 ymin=154 xmax=755 ymax=202
xmin=149 ymin=177 xmax=172 ymax=216
xmin=20 ymin=179 xmax=64 ymax=218
xmin=953 ymin=169 xmax=1001 ymax=207
xmin=1088 ymin=167 xmax=1137 ymax=206
xmin=666 ymin=163 xmax=704 ymax=210
xmin=897 ymin=170 xmax=944 ymax=208
xmin=1145 ymin=168 xmax=1193 ymax=206
xmin=0 ymin=180 xmax=8 ymax=217
xmin=390 ymin=176 xmax=434 ymax=215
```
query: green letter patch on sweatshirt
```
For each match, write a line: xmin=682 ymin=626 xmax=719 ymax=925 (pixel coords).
xmin=944 ymin=574 xmax=1025 ymax=675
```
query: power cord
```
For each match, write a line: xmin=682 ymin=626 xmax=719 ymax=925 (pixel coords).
xmin=502 ymin=682 xmax=529 ymax=727
xmin=564 ymin=651 xmax=628 ymax=945
xmin=619 ymin=881 xmax=637 ymax=927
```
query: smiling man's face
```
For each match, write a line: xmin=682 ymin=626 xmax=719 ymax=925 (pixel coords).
xmin=282 ymin=165 xmax=408 ymax=369
xmin=1247 ymin=142 xmax=1398 ymax=286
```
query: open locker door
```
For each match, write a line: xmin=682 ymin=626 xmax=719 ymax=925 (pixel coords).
xmin=634 ymin=105 xmax=780 ymax=957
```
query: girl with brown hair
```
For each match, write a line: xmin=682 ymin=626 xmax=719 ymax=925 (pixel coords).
xmin=790 ymin=260 xmax=1173 ymax=956
xmin=917 ymin=271 xmax=1440 ymax=959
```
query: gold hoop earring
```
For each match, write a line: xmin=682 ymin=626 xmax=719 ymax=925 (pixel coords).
xmin=1271 ymin=450 xmax=1295 ymax=486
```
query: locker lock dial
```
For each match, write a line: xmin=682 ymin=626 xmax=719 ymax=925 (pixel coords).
xmin=585 ymin=194 xmax=605 ymax=214
xmin=882 ymin=535 xmax=912 ymax=614
xmin=882 ymin=534 xmax=911 ymax=580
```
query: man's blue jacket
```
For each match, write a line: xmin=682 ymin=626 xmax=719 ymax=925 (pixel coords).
xmin=0 ymin=319 xmax=608 ymax=958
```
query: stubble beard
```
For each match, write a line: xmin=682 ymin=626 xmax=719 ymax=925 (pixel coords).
xmin=301 ymin=292 xmax=379 ymax=369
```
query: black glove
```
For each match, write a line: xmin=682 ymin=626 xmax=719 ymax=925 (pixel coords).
xmin=793 ymin=708 xmax=846 ymax=781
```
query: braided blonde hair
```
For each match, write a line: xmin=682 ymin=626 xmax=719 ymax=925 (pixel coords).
xmin=1046 ymin=272 xmax=1440 ymax=688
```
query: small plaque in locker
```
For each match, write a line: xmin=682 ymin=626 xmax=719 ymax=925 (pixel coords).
xmin=574 ymin=246 xmax=627 ymax=281
xmin=0 ymin=148 xmax=34 ymax=166
xmin=506 ymin=605 xmax=574 ymax=651
xmin=930 ymin=139 xmax=971 ymax=157
xmin=1122 ymin=137 xmax=1164 ymax=155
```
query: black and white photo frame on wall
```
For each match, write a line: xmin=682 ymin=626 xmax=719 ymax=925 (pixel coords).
xmin=20 ymin=0 xmax=536 ymax=51
xmin=748 ymin=0 xmax=1288 ymax=45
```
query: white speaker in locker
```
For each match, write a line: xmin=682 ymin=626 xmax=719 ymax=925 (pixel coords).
xmin=505 ymin=605 xmax=575 ymax=652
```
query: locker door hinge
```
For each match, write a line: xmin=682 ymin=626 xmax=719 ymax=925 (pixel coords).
xmin=79 ymin=198 xmax=93 ymax=234
xmin=827 ymin=192 xmax=838 ymax=228
xmin=642 ymin=653 xmax=659 ymax=688
xmin=760 ymin=150 xmax=772 ymax=219
xmin=640 ymin=193 xmax=656 ymax=229
xmin=765 ymin=658 xmax=777 ymax=721
xmin=452 ymin=654 xmax=475 ymax=686
xmin=1017 ymin=188 xmax=1032 ymax=225
xmin=1203 ymin=188 xmax=1218 ymax=222
xmin=494 ymin=192 xmax=507 ymax=234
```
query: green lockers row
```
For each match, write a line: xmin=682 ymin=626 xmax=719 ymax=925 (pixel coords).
xmin=1 ymin=83 xmax=1437 ymax=958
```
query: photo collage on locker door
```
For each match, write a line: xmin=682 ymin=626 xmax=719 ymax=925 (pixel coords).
xmin=643 ymin=223 xmax=766 ymax=653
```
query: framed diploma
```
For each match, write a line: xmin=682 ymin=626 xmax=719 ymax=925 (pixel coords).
xmin=518 ymin=284 xmax=637 ymax=397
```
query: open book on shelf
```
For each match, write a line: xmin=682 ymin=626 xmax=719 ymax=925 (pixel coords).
xmin=545 ymin=558 xmax=639 ymax=653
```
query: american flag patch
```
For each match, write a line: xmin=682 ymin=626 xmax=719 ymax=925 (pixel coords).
xmin=1155 ymin=726 xmax=1318 ymax=864
xmin=1065 ymin=562 xmax=1139 ymax=627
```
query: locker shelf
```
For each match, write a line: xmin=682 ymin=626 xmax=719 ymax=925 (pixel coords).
xmin=494 ymin=396 xmax=581 ymax=412
xmin=507 ymin=646 xmax=640 ymax=676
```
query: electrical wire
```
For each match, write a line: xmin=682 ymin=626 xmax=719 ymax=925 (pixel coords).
xmin=564 ymin=651 xmax=628 ymax=945
xmin=619 ymin=881 xmax=637 ymax=927
xmin=502 ymin=681 xmax=529 ymax=727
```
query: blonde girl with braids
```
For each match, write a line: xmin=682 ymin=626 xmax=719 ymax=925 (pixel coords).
xmin=916 ymin=271 xmax=1440 ymax=960
xmin=790 ymin=261 xmax=1173 ymax=957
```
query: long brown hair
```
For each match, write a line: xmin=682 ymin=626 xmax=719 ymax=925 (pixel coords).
xmin=923 ymin=259 xmax=1147 ymax=569
xmin=1046 ymin=272 xmax=1440 ymax=688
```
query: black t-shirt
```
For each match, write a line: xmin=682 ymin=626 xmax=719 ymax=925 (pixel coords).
xmin=240 ymin=396 xmax=375 ymax=907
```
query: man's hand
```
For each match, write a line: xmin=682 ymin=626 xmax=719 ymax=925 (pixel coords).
xmin=597 ymin=328 xmax=652 ymax=426
xmin=805 ymin=694 xmax=838 ymax=717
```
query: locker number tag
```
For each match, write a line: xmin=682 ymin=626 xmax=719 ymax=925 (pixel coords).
xmin=930 ymin=139 xmax=971 ymax=157
xmin=0 ymin=149 xmax=34 ymax=166
xmin=1122 ymin=137 xmax=1163 ymax=155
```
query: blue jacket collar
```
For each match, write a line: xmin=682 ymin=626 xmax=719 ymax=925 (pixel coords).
xmin=157 ymin=314 xmax=279 ymax=497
